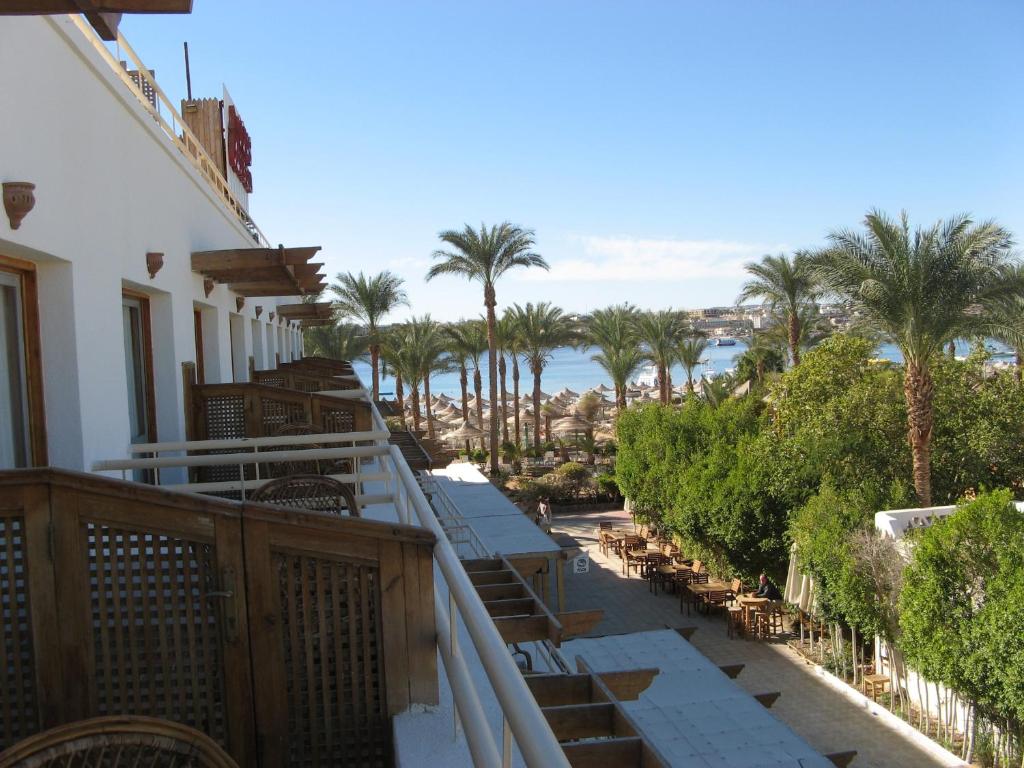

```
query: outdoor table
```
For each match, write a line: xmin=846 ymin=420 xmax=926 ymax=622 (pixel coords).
xmin=682 ymin=580 xmax=732 ymax=616
xmin=623 ymin=547 xmax=661 ymax=577
xmin=736 ymin=594 xmax=769 ymax=635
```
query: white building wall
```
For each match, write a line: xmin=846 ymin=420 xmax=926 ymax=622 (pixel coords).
xmin=0 ymin=16 xmax=298 ymax=471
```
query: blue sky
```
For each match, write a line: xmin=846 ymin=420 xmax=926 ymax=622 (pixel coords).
xmin=122 ymin=1 xmax=1024 ymax=321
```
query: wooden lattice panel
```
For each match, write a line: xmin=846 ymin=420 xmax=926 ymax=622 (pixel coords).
xmin=319 ymin=408 xmax=356 ymax=435
xmin=204 ymin=394 xmax=246 ymax=440
xmin=87 ymin=525 xmax=229 ymax=747
xmin=1 ymin=515 xmax=37 ymax=750
xmin=276 ymin=554 xmax=388 ymax=767
xmin=260 ymin=397 xmax=308 ymax=436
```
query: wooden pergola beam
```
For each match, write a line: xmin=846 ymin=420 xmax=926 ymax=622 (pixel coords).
xmin=1 ymin=1 xmax=193 ymax=40
xmin=277 ymin=302 xmax=333 ymax=320
xmin=191 ymin=246 xmax=322 ymax=273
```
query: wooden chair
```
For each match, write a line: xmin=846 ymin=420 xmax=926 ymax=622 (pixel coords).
xmin=755 ymin=600 xmax=785 ymax=639
xmin=249 ymin=474 xmax=360 ymax=517
xmin=689 ymin=560 xmax=709 ymax=584
xmin=266 ymin=422 xmax=353 ymax=479
xmin=649 ymin=564 xmax=676 ymax=595
xmin=0 ymin=716 xmax=239 ymax=767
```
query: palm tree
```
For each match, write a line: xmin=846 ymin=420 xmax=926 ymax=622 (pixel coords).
xmin=585 ymin=304 xmax=642 ymax=411
xmin=810 ymin=210 xmax=1020 ymax=505
xmin=302 ymin=322 xmax=370 ymax=363
xmin=701 ymin=372 xmax=736 ymax=408
xmin=676 ymin=335 xmax=708 ymax=395
xmin=411 ymin=316 xmax=450 ymax=440
xmin=636 ymin=310 xmax=686 ymax=404
xmin=444 ymin=321 xmax=477 ymax=450
xmin=733 ymin=332 xmax=784 ymax=386
xmin=989 ymin=265 xmax=1024 ymax=380
xmin=764 ymin=304 xmax=832 ymax=356
xmin=426 ymin=223 xmax=549 ymax=474
xmin=378 ymin=326 xmax=406 ymax=414
xmin=501 ymin=308 xmax=526 ymax=445
xmin=737 ymin=253 xmax=817 ymax=367
xmin=330 ymin=271 xmax=408 ymax=400
xmin=509 ymin=302 xmax=578 ymax=449
xmin=495 ymin=314 xmax=516 ymax=444
xmin=383 ymin=323 xmax=422 ymax=431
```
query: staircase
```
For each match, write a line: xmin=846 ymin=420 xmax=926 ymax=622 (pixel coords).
xmin=388 ymin=428 xmax=434 ymax=470
xmin=463 ymin=557 xmax=603 ymax=645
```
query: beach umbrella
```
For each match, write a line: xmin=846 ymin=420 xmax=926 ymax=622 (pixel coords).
xmin=594 ymin=427 xmax=616 ymax=442
xmin=551 ymin=414 xmax=593 ymax=436
xmin=556 ymin=387 xmax=579 ymax=399
xmin=533 ymin=390 xmax=552 ymax=402
xmin=442 ymin=420 xmax=486 ymax=442
xmin=595 ymin=383 xmax=612 ymax=393
xmin=435 ymin=393 xmax=452 ymax=404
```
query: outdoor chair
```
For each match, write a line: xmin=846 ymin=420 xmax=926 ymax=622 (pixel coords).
xmin=755 ymin=600 xmax=785 ymax=639
xmin=249 ymin=474 xmax=360 ymax=517
xmin=648 ymin=562 xmax=676 ymax=595
xmin=726 ymin=603 xmax=744 ymax=639
xmin=689 ymin=560 xmax=709 ymax=584
xmin=0 ymin=715 xmax=240 ymax=767
xmin=266 ymin=422 xmax=354 ymax=479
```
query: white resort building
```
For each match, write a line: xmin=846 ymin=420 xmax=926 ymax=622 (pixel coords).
xmin=1 ymin=8 xmax=853 ymax=768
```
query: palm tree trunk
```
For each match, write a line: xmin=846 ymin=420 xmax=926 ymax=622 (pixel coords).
xmin=499 ymin=354 xmax=509 ymax=444
xmin=484 ymin=286 xmax=499 ymax=475
xmin=532 ymin=367 xmax=542 ymax=450
xmin=411 ymin=386 xmax=421 ymax=434
xmin=658 ymin=364 xmax=668 ymax=404
xmin=460 ymin=364 xmax=470 ymax=454
xmin=370 ymin=343 xmax=381 ymax=400
xmin=788 ymin=311 xmax=801 ymax=367
xmin=423 ymin=372 xmax=435 ymax=440
xmin=666 ymin=368 xmax=673 ymax=403
xmin=474 ymin=367 xmax=485 ymax=452
xmin=1015 ymin=349 xmax=1022 ymax=382
xmin=904 ymin=361 xmax=935 ymax=506
xmin=512 ymin=356 xmax=522 ymax=445
xmin=394 ymin=371 xmax=405 ymax=426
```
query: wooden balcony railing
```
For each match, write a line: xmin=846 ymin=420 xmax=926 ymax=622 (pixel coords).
xmin=0 ymin=467 xmax=436 ymax=766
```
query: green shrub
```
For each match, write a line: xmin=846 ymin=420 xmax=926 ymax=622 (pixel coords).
xmin=596 ymin=472 xmax=620 ymax=499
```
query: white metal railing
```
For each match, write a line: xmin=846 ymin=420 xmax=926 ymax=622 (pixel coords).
xmin=92 ymin=381 xmax=568 ymax=766
xmin=92 ymin=431 xmax=393 ymax=506
xmin=60 ymin=15 xmax=270 ymax=247
xmin=420 ymin=475 xmax=490 ymax=559
xmin=388 ymin=444 xmax=570 ymax=768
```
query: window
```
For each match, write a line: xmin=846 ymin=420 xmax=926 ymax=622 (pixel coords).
xmin=0 ymin=260 xmax=44 ymax=468
xmin=122 ymin=292 xmax=156 ymax=446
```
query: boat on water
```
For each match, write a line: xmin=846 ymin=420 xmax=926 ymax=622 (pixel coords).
xmin=635 ymin=365 xmax=658 ymax=388
xmin=712 ymin=337 xmax=737 ymax=347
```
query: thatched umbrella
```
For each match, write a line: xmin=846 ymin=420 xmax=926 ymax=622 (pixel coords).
xmin=442 ymin=420 xmax=486 ymax=443
xmin=595 ymin=383 xmax=612 ymax=393
xmin=551 ymin=414 xmax=594 ymax=436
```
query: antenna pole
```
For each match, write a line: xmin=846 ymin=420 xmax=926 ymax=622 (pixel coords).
xmin=183 ymin=41 xmax=193 ymax=101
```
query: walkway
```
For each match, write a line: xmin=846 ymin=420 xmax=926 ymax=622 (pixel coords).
xmin=554 ymin=509 xmax=956 ymax=768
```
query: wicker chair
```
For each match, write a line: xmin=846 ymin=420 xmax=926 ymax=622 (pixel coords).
xmin=0 ymin=716 xmax=239 ymax=767
xmin=266 ymin=422 xmax=354 ymax=479
xmin=249 ymin=474 xmax=360 ymax=517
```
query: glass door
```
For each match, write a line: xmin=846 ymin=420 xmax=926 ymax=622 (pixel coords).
xmin=122 ymin=295 xmax=153 ymax=447
xmin=0 ymin=270 xmax=30 ymax=468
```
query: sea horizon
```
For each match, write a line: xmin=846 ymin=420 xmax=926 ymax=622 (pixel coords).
xmin=352 ymin=338 xmax=1012 ymax=400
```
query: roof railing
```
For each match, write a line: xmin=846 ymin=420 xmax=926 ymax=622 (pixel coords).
xmin=62 ymin=15 xmax=271 ymax=247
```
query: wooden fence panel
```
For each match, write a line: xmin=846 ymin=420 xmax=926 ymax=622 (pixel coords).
xmin=0 ymin=469 xmax=436 ymax=767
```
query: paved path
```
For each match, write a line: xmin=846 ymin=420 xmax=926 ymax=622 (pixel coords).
xmin=554 ymin=509 xmax=952 ymax=768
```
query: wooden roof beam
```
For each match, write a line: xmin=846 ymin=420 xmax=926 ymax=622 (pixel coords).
xmin=191 ymin=246 xmax=321 ymax=273
xmin=1 ymin=1 xmax=192 ymax=12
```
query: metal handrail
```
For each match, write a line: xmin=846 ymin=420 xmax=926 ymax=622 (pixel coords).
xmin=388 ymin=444 xmax=570 ymax=768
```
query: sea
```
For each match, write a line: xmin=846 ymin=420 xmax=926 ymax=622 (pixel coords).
xmin=352 ymin=339 xmax=1014 ymax=399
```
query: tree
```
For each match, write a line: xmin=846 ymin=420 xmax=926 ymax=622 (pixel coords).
xmin=330 ymin=271 xmax=408 ymax=400
xmin=302 ymin=323 xmax=369 ymax=363
xmin=585 ymin=304 xmax=643 ymax=412
xmin=444 ymin=320 xmax=484 ymax=451
xmin=676 ymin=335 xmax=708 ymax=395
xmin=636 ymin=310 xmax=686 ymax=404
xmin=501 ymin=308 xmax=526 ymax=445
xmin=427 ymin=223 xmax=549 ymax=474
xmin=411 ymin=316 xmax=449 ymax=440
xmin=495 ymin=314 xmax=516 ymax=444
xmin=811 ymin=210 xmax=1020 ymax=505
xmin=737 ymin=252 xmax=818 ymax=367
xmin=732 ymin=332 xmax=783 ymax=386
xmin=509 ymin=302 xmax=578 ymax=449
xmin=899 ymin=490 xmax=1024 ymax=756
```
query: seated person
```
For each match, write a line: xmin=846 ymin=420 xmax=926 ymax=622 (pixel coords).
xmin=755 ymin=573 xmax=782 ymax=600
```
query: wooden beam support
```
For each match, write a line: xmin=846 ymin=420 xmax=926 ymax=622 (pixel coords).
xmin=482 ymin=597 xmax=537 ymax=618
xmin=492 ymin=615 xmax=555 ymax=645
xmin=191 ymin=246 xmax=321 ymax=272
xmin=83 ymin=9 xmax=119 ymax=37
xmin=753 ymin=691 xmax=781 ymax=708
xmin=556 ymin=609 xmax=604 ymax=638
xmin=718 ymin=663 xmax=744 ymax=679
xmin=825 ymin=751 xmax=858 ymax=768
xmin=1 ymin=1 xmax=191 ymax=12
xmin=560 ymin=737 xmax=641 ymax=767
xmin=542 ymin=702 xmax=615 ymax=741
xmin=469 ymin=569 xmax=519 ymax=587
xmin=474 ymin=583 xmax=526 ymax=602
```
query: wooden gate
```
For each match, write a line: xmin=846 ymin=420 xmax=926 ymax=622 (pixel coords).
xmin=0 ymin=469 xmax=436 ymax=766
